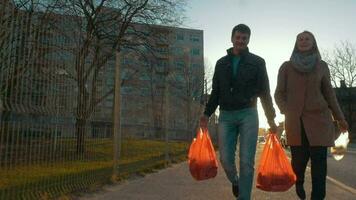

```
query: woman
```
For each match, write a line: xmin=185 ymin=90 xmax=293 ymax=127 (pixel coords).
xmin=274 ymin=31 xmax=348 ymax=200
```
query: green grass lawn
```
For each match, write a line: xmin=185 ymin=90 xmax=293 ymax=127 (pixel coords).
xmin=0 ymin=138 xmax=189 ymax=199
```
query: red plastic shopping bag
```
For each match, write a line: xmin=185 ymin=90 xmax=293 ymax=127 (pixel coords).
xmin=188 ymin=128 xmax=218 ymax=181
xmin=256 ymin=133 xmax=296 ymax=191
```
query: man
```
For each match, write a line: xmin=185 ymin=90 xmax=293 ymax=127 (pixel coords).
xmin=200 ymin=24 xmax=277 ymax=200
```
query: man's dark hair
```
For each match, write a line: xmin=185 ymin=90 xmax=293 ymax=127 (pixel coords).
xmin=231 ymin=24 xmax=251 ymax=38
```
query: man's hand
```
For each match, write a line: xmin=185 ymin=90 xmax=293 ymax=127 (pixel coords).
xmin=338 ymin=119 xmax=349 ymax=132
xmin=268 ymin=119 xmax=278 ymax=134
xmin=199 ymin=115 xmax=209 ymax=131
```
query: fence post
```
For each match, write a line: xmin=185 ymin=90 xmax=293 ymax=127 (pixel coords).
xmin=164 ymin=72 xmax=170 ymax=166
xmin=112 ymin=51 xmax=122 ymax=181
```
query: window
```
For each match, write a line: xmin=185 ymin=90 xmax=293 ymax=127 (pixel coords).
xmin=121 ymin=70 xmax=130 ymax=80
xmin=107 ymin=94 xmax=113 ymax=100
xmin=175 ymin=47 xmax=184 ymax=55
xmin=176 ymin=33 xmax=184 ymax=41
xmin=192 ymin=63 xmax=201 ymax=68
xmin=190 ymin=35 xmax=200 ymax=42
xmin=191 ymin=48 xmax=200 ymax=56
xmin=156 ymin=60 xmax=168 ymax=73
xmin=105 ymin=100 xmax=112 ymax=107
xmin=159 ymin=33 xmax=168 ymax=41
xmin=140 ymin=88 xmax=150 ymax=96
xmin=106 ymin=78 xmax=114 ymax=86
xmin=142 ymin=60 xmax=150 ymax=67
xmin=176 ymin=74 xmax=185 ymax=82
xmin=121 ymin=86 xmax=133 ymax=94
xmin=139 ymin=73 xmax=151 ymax=81
xmin=123 ymin=58 xmax=133 ymax=65
xmin=176 ymin=61 xmax=184 ymax=68
xmin=156 ymin=46 xmax=168 ymax=54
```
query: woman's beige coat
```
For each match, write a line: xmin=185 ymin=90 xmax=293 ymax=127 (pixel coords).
xmin=274 ymin=60 xmax=345 ymax=146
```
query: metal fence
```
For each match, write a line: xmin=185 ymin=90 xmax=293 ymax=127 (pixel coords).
xmin=0 ymin=2 xmax=210 ymax=199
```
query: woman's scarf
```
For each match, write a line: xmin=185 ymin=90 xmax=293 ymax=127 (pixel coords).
xmin=290 ymin=52 xmax=319 ymax=73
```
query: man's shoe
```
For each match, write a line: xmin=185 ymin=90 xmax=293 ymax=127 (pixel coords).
xmin=232 ymin=184 xmax=239 ymax=198
xmin=296 ymin=184 xmax=306 ymax=199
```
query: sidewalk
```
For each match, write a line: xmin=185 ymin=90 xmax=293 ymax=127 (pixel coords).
xmin=79 ymin=145 xmax=356 ymax=200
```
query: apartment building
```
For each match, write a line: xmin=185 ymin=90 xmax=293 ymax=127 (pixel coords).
xmin=93 ymin=25 xmax=205 ymax=140
xmin=0 ymin=2 xmax=205 ymax=141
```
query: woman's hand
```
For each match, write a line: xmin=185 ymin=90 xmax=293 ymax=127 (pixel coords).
xmin=338 ymin=119 xmax=349 ymax=132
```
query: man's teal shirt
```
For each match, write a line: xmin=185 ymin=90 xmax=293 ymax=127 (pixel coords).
xmin=232 ymin=56 xmax=241 ymax=78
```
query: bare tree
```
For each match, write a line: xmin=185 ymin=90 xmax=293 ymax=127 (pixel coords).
xmin=53 ymin=0 xmax=186 ymax=154
xmin=324 ymin=41 xmax=356 ymax=138
xmin=202 ymin=57 xmax=214 ymax=103
xmin=324 ymin=41 xmax=356 ymax=87
xmin=1 ymin=0 xmax=186 ymax=154
xmin=0 ymin=0 xmax=62 ymax=146
xmin=180 ymin=48 xmax=204 ymax=139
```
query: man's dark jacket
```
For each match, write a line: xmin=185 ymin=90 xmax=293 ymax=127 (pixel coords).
xmin=204 ymin=48 xmax=276 ymax=121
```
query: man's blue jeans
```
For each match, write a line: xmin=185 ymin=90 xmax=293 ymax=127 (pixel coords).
xmin=218 ymin=108 xmax=259 ymax=200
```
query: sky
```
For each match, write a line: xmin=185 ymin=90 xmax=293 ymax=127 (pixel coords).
xmin=184 ymin=0 xmax=356 ymax=128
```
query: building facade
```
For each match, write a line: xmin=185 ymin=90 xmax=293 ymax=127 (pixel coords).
xmin=0 ymin=2 xmax=205 ymax=141
xmin=94 ymin=25 xmax=205 ymax=140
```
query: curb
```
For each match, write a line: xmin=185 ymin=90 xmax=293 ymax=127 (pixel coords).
xmin=326 ymin=176 xmax=356 ymax=195
xmin=305 ymin=166 xmax=356 ymax=195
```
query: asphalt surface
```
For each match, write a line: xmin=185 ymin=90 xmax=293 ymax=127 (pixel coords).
xmin=327 ymin=151 xmax=356 ymax=189
xmin=78 ymin=144 xmax=356 ymax=200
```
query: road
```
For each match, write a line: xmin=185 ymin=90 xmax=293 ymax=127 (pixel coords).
xmin=327 ymin=151 xmax=356 ymax=189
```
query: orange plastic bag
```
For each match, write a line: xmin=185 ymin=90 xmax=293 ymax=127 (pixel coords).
xmin=188 ymin=128 xmax=218 ymax=181
xmin=256 ymin=133 xmax=296 ymax=191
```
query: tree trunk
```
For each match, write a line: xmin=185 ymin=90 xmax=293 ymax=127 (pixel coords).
xmin=75 ymin=78 xmax=88 ymax=156
xmin=75 ymin=118 xmax=86 ymax=156
xmin=187 ymin=97 xmax=193 ymax=140
xmin=0 ymin=110 xmax=12 ymax=168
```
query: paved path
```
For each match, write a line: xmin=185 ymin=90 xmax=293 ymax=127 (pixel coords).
xmin=79 ymin=145 xmax=356 ymax=200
